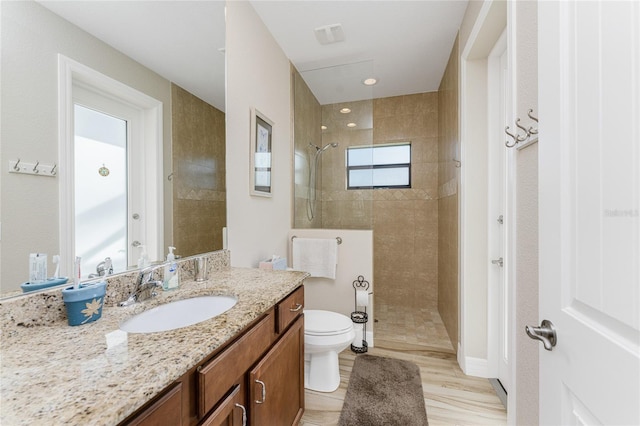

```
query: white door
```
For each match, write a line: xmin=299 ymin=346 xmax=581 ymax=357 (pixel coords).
xmin=488 ymin=30 xmax=510 ymax=391
xmin=538 ymin=1 xmax=640 ymax=425
xmin=73 ymin=84 xmax=145 ymax=274
xmin=58 ymin=55 xmax=164 ymax=278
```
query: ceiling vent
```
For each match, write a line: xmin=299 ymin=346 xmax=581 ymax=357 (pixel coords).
xmin=314 ymin=24 xmax=345 ymax=45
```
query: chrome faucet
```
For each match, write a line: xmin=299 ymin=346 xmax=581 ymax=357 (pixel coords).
xmin=119 ymin=265 xmax=163 ymax=307
xmin=89 ymin=257 xmax=114 ymax=278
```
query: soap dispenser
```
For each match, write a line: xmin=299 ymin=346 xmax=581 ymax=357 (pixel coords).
xmin=137 ymin=246 xmax=149 ymax=269
xmin=163 ymin=246 xmax=179 ymax=290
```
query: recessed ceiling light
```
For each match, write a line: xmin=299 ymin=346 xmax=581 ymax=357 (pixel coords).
xmin=363 ymin=78 xmax=378 ymax=86
xmin=340 ymin=108 xmax=351 ymax=114
xmin=321 ymin=125 xmax=327 ymax=130
xmin=347 ymin=122 xmax=357 ymax=128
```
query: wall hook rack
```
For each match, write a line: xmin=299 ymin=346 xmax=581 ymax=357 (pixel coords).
xmin=527 ymin=109 xmax=538 ymax=135
xmin=9 ymin=159 xmax=57 ymax=177
xmin=505 ymin=108 xmax=539 ymax=148
xmin=505 ymin=126 xmax=526 ymax=148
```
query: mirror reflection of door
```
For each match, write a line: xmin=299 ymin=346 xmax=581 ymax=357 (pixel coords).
xmin=72 ymin=85 xmax=144 ymax=278
xmin=59 ymin=56 xmax=163 ymax=280
xmin=74 ymin=104 xmax=128 ymax=276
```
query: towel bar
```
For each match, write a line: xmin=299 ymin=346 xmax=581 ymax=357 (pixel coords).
xmin=291 ymin=235 xmax=342 ymax=245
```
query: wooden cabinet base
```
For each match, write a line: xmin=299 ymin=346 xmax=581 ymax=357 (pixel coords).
xmin=120 ymin=286 xmax=304 ymax=426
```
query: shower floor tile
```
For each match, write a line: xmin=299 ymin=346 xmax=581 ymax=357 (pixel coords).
xmin=373 ymin=301 xmax=455 ymax=353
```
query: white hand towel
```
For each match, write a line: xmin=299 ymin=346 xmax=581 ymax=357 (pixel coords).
xmin=292 ymin=237 xmax=338 ymax=279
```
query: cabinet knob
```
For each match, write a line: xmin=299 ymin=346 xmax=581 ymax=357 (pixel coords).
xmin=255 ymin=379 xmax=266 ymax=404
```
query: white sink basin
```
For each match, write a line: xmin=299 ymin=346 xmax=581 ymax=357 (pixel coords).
xmin=120 ymin=295 xmax=237 ymax=333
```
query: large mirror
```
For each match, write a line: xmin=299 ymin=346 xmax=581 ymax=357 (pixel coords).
xmin=0 ymin=1 xmax=226 ymax=296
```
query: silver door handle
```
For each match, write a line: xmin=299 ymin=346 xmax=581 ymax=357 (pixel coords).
xmin=525 ymin=319 xmax=557 ymax=351
xmin=491 ymin=257 xmax=504 ymax=267
xmin=132 ymin=240 xmax=142 ymax=247
xmin=255 ymin=379 xmax=266 ymax=404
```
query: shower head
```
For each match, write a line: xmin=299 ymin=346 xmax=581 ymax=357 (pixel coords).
xmin=320 ymin=142 xmax=339 ymax=152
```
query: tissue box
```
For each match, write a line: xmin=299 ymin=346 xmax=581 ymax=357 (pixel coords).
xmin=259 ymin=258 xmax=287 ymax=271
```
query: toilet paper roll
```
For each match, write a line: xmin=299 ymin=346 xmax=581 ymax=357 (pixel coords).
xmin=352 ymin=323 xmax=364 ymax=348
xmin=355 ymin=289 xmax=369 ymax=307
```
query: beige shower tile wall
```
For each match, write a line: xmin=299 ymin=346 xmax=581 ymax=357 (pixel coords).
xmin=321 ymin=101 xmax=374 ymax=230
xmin=293 ymin=68 xmax=322 ymax=228
xmin=372 ymin=93 xmax=439 ymax=310
xmin=437 ymin=36 xmax=460 ymax=349
xmin=296 ymin=90 xmax=441 ymax=312
xmin=171 ymin=84 xmax=226 ymax=257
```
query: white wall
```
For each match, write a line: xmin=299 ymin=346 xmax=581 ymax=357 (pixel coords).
xmin=0 ymin=1 xmax=172 ymax=293
xmin=288 ymin=229 xmax=373 ymax=321
xmin=458 ymin=0 xmax=507 ymax=369
xmin=459 ymin=1 xmax=540 ymax=422
xmin=511 ymin=1 xmax=539 ymax=425
xmin=225 ymin=1 xmax=292 ymax=267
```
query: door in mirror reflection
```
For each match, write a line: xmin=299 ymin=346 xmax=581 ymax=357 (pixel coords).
xmin=58 ymin=56 xmax=163 ymax=282
xmin=74 ymin=104 xmax=128 ymax=277
xmin=72 ymin=84 xmax=146 ymax=278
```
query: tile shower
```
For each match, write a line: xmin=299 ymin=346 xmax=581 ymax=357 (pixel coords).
xmin=293 ymin=67 xmax=456 ymax=352
xmin=171 ymin=84 xmax=227 ymax=257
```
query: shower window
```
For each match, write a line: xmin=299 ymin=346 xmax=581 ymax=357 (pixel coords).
xmin=346 ymin=143 xmax=411 ymax=189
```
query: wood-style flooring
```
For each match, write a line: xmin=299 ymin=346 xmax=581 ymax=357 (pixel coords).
xmin=300 ymin=303 xmax=507 ymax=425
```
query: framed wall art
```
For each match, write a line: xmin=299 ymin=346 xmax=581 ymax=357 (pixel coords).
xmin=250 ymin=108 xmax=274 ymax=197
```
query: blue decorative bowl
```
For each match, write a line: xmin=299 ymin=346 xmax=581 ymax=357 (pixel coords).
xmin=21 ymin=277 xmax=69 ymax=293
xmin=61 ymin=281 xmax=107 ymax=326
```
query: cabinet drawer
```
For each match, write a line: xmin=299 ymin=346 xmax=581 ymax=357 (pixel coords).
xmin=197 ymin=311 xmax=275 ymax=418
xmin=199 ymin=384 xmax=245 ymax=426
xmin=276 ymin=286 xmax=304 ymax=333
xmin=125 ymin=382 xmax=182 ymax=426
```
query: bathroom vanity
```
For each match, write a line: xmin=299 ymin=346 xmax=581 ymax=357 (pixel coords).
xmin=123 ymin=286 xmax=305 ymax=425
xmin=0 ymin=255 xmax=308 ymax=426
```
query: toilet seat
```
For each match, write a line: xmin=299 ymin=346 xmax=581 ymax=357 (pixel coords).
xmin=305 ymin=310 xmax=353 ymax=336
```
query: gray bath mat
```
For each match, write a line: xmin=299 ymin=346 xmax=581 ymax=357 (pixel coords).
xmin=338 ymin=354 xmax=429 ymax=426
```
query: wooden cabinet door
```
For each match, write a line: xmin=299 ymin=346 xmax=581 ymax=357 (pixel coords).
xmin=249 ymin=316 xmax=304 ymax=426
xmin=199 ymin=384 xmax=247 ymax=426
xmin=125 ymin=383 xmax=182 ymax=426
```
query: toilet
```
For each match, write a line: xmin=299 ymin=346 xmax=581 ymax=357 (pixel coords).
xmin=304 ymin=309 xmax=355 ymax=392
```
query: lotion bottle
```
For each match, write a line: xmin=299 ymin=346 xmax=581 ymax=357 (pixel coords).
xmin=163 ymin=246 xmax=179 ymax=290
xmin=137 ymin=245 xmax=149 ymax=269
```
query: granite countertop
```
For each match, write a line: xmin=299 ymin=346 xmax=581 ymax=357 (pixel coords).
xmin=0 ymin=267 xmax=308 ymax=425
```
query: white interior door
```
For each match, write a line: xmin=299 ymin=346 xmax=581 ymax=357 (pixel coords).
xmin=73 ymin=84 xmax=145 ymax=274
xmin=538 ymin=1 xmax=640 ymax=425
xmin=488 ymin=30 xmax=510 ymax=391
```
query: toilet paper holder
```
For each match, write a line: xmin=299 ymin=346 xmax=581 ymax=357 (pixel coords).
xmin=351 ymin=275 xmax=371 ymax=354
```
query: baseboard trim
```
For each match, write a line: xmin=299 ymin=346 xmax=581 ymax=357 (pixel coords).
xmin=489 ymin=378 xmax=508 ymax=409
xmin=365 ymin=330 xmax=374 ymax=347
xmin=457 ymin=344 xmax=491 ymax=378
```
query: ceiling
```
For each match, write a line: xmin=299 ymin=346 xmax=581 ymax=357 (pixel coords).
xmin=37 ymin=1 xmax=226 ymax=111
xmin=37 ymin=0 xmax=468 ymax=109
xmin=251 ymin=0 xmax=468 ymax=104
